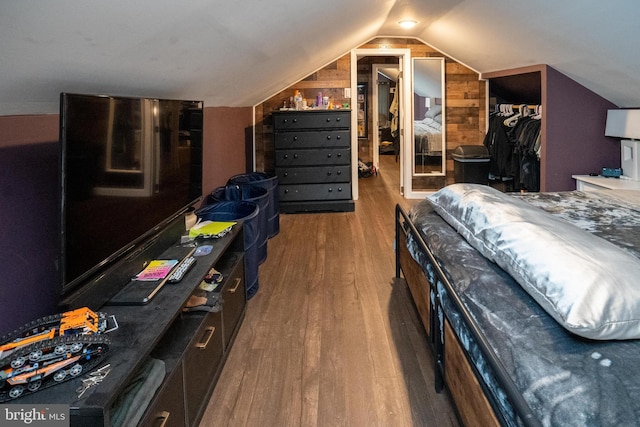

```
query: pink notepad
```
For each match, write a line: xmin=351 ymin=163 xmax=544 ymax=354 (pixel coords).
xmin=136 ymin=259 xmax=179 ymax=281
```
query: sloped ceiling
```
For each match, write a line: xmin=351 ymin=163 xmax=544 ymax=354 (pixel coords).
xmin=1 ymin=0 xmax=639 ymax=115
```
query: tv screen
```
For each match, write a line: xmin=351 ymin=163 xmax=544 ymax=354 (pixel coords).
xmin=60 ymin=93 xmax=203 ymax=297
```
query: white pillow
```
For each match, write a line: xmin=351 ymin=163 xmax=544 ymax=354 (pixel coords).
xmin=424 ymin=105 xmax=442 ymax=119
xmin=428 ymin=183 xmax=640 ymax=340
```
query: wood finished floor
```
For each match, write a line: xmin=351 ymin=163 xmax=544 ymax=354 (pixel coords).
xmin=200 ymin=155 xmax=460 ymax=427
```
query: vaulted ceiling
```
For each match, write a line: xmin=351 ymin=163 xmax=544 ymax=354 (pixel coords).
xmin=1 ymin=0 xmax=639 ymax=115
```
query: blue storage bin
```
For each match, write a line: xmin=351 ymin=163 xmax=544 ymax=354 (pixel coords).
xmin=195 ymin=200 xmax=260 ymax=299
xmin=206 ymin=184 xmax=268 ymax=264
xmin=228 ymin=172 xmax=279 ymax=238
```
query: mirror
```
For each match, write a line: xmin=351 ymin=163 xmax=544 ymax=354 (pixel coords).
xmin=412 ymin=58 xmax=445 ymax=175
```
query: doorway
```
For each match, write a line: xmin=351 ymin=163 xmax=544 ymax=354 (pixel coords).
xmin=350 ymin=49 xmax=411 ymax=201
xmin=372 ymin=64 xmax=399 ymax=170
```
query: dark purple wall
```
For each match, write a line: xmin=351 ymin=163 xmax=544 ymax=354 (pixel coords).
xmin=545 ymin=66 xmax=619 ymax=191
xmin=0 ymin=115 xmax=60 ymax=336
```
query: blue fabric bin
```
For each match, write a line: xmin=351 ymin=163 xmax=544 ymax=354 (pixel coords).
xmin=195 ymin=200 xmax=260 ymax=299
xmin=206 ymin=184 xmax=268 ymax=265
xmin=228 ymin=172 xmax=279 ymax=238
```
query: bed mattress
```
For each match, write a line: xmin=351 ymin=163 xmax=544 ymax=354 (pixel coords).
xmin=407 ymin=189 xmax=640 ymax=427
xmin=414 ymin=117 xmax=442 ymax=154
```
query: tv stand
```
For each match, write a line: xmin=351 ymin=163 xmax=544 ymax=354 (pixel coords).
xmin=19 ymin=221 xmax=246 ymax=427
xmin=107 ymin=246 xmax=198 ymax=306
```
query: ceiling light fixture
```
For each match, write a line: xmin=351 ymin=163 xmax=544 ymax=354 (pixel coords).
xmin=398 ymin=19 xmax=418 ymax=29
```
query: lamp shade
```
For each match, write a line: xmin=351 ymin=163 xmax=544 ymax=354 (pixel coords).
xmin=605 ymin=109 xmax=640 ymax=139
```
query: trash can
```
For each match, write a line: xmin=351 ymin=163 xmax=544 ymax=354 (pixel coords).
xmin=452 ymin=145 xmax=491 ymax=184
xmin=228 ymin=172 xmax=279 ymax=238
xmin=206 ymin=184 xmax=268 ymax=265
xmin=195 ymin=201 xmax=260 ymax=299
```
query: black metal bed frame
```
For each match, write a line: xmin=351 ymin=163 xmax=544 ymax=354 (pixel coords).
xmin=395 ymin=204 xmax=540 ymax=427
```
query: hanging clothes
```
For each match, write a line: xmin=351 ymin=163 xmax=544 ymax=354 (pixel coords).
xmin=511 ymin=116 xmax=541 ymax=191
xmin=483 ymin=113 xmax=513 ymax=178
xmin=389 ymin=89 xmax=399 ymax=137
xmin=484 ymin=105 xmax=541 ymax=191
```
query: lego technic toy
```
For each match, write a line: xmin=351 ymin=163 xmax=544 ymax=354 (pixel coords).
xmin=0 ymin=307 xmax=116 ymax=402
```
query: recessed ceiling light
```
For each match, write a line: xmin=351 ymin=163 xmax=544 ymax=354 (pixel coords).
xmin=398 ymin=19 xmax=418 ymax=29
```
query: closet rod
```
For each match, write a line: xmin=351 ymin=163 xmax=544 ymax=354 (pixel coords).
xmin=512 ymin=104 xmax=539 ymax=110
xmin=493 ymin=103 xmax=541 ymax=110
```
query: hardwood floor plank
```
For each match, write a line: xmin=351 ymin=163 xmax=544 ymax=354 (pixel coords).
xmin=199 ymin=155 xmax=460 ymax=427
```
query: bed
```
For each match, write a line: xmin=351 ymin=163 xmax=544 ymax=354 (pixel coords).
xmin=395 ymin=183 xmax=640 ymax=427
xmin=414 ymin=105 xmax=443 ymax=156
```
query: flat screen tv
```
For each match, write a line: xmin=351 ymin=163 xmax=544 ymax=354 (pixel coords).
xmin=59 ymin=93 xmax=203 ymax=303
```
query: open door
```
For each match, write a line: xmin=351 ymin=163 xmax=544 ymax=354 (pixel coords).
xmin=372 ymin=64 xmax=399 ymax=172
xmin=351 ymin=49 xmax=412 ymax=200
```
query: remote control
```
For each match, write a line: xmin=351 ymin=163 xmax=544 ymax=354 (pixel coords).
xmin=167 ymin=256 xmax=196 ymax=283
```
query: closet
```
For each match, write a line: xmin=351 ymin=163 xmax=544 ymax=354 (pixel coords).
xmin=482 ymin=65 xmax=618 ymax=192
xmin=485 ymin=103 xmax=542 ymax=191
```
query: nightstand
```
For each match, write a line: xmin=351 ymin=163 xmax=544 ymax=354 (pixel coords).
xmin=572 ymin=175 xmax=640 ymax=191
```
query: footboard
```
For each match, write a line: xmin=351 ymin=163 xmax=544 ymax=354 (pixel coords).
xmin=395 ymin=204 xmax=538 ymax=427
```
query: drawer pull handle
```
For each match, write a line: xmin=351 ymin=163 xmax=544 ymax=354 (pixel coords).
xmin=328 ymin=188 xmax=333 ymax=192
xmin=284 ymin=154 xmax=288 ymax=159
xmin=336 ymin=117 xmax=341 ymax=122
xmin=228 ymin=277 xmax=242 ymax=294
xmin=293 ymin=118 xmax=298 ymax=123
xmin=156 ymin=411 xmax=170 ymax=427
xmin=326 ymin=118 xmax=331 ymax=122
xmin=293 ymin=136 xmax=298 ymax=141
xmin=327 ymin=153 xmax=332 ymax=158
xmin=284 ymin=189 xmax=289 ymax=194
xmin=283 ymin=172 xmax=288 ymax=177
xmin=326 ymin=135 xmax=331 ymax=140
xmin=337 ymin=170 xmax=342 ymax=175
xmin=338 ymin=187 xmax=343 ymax=192
xmin=294 ymin=154 xmax=298 ymax=159
xmin=327 ymin=171 xmax=332 ymax=176
xmin=336 ymin=135 xmax=341 ymax=140
xmin=282 ymin=119 xmax=288 ymax=124
xmin=337 ymin=153 xmax=342 ymax=157
xmin=196 ymin=326 xmax=215 ymax=349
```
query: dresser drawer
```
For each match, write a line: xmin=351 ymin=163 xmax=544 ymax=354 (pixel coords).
xmin=276 ymin=148 xmax=350 ymax=167
xmin=217 ymin=253 xmax=245 ymax=350
xmin=276 ymin=166 xmax=350 ymax=184
xmin=183 ymin=311 xmax=223 ymax=426
xmin=273 ymin=111 xmax=350 ymax=130
xmin=274 ymin=129 xmax=350 ymax=149
xmin=280 ymin=183 xmax=351 ymax=201
xmin=139 ymin=363 xmax=186 ymax=427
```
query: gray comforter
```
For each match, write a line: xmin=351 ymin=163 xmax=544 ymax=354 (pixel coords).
xmin=407 ymin=189 xmax=640 ymax=427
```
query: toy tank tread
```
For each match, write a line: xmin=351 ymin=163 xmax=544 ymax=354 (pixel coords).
xmin=0 ymin=313 xmax=65 ymax=349
xmin=0 ymin=334 xmax=109 ymax=402
xmin=0 ymin=307 xmax=115 ymax=402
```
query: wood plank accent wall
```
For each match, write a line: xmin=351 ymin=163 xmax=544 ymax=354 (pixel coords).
xmin=254 ymin=38 xmax=486 ymax=191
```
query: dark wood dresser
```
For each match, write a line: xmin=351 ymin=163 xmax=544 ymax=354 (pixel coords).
xmin=272 ymin=110 xmax=354 ymax=213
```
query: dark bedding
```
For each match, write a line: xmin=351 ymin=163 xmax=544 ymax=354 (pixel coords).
xmin=514 ymin=190 xmax=640 ymax=259
xmin=407 ymin=189 xmax=640 ymax=427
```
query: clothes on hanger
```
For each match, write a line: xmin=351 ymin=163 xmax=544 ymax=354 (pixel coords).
xmin=483 ymin=104 xmax=541 ymax=191
xmin=389 ymin=89 xmax=399 ymax=137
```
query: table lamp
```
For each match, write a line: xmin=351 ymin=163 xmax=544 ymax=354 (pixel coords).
xmin=605 ymin=109 xmax=640 ymax=180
